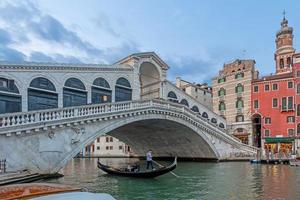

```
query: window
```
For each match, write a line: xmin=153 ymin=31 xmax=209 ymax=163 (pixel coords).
xmin=235 ymin=84 xmax=244 ymax=93
xmin=298 ymin=104 xmax=300 ymax=116
xmin=180 ymin=99 xmax=189 ymax=107
xmin=167 ymin=91 xmax=178 ymax=103
xmin=297 ymin=70 xmax=300 ymax=77
xmin=202 ymin=112 xmax=208 ymax=118
xmin=236 ymin=99 xmax=244 ymax=108
xmin=211 ymin=118 xmax=217 ymax=123
xmin=97 ymin=146 xmax=100 ymax=150
xmin=282 ymin=97 xmax=287 ymax=111
xmin=106 ymin=146 xmax=109 ymax=150
xmin=106 ymin=137 xmax=109 ymax=143
xmin=265 ymin=129 xmax=270 ymax=137
xmin=235 ymin=72 xmax=244 ymax=79
xmin=115 ymin=77 xmax=132 ymax=102
xmin=265 ymin=117 xmax=271 ymax=124
xmin=297 ymin=84 xmax=300 ymax=94
xmin=119 ymin=146 xmax=123 ymax=150
xmin=288 ymin=81 xmax=293 ymax=89
xmin=109 ymin=146 xmax=113 ymax=150
xmin=236 ymin=115 xmax=244 ymax=122
xmin=287 ymin=116 xmax=295 ymax=123
xmin=272 ymin=83 xmax=278 ymax=90
xmin=63 ymin=78 xmax=87 ymax=107
xmin=110 ymin=137 xmax=113 ymax=142
xmin=287 ymin=57 xmax=291 ymax=67
xmin=92 ymin=78 xmax=112 ymax=104
xmin=218 ymin=77 xmax=226 ymax=83
xmin=28 ymin=77 xmax=58 ymax=111
xmin=253 ymin=85 xmax=259 ymax=92
xmin=288 ymin=97 xmax=293 ymax=110
xmin=219 ymin=102 xmax=226 ymax=111
xmin=265 ymin=84 xmax=270 ymax=91
xmin=280 ymin=58 xmax=284 ymax=68
xmin=272 ymin=98 xmax=278 ymax=108
xmin=191 ymin=106 xmax=199 ymax=113
xmin=195 ymin=88 xmax=198 ymax=92
xmin=297 ymin=124 xmax=300 ymax=135
xmin=218 ymin=88 xmax=226 ymax=96
xmin=254 ymin=100 xmax=259 ymax=109
xmin=0 ymin=78 xmax=21 ymax=114
xmin=288 ymin=129 xmax=294 ymax=136
xmin=237 ymin=128 xmax=244 ymax=133
xmin=97 ymin=138 xmax=100 ymax=143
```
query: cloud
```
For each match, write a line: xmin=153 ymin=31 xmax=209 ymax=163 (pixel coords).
xmin=0 ymin=0 xmax=140 ymax=64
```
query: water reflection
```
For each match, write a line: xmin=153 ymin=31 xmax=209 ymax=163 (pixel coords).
xmin=43 ymin=158 xmax=300 ymax=200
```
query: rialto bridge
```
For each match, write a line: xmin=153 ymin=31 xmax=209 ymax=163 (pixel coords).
xmin=0 ymin=52 xmax=257 ymax=173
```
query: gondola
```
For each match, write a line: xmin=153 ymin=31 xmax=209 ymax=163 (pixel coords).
xmin=97 ymin=157 xmax=177 ymax=178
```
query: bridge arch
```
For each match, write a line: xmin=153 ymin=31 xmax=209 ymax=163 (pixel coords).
xmin=56 ymin=113 xmax=221 ymax=172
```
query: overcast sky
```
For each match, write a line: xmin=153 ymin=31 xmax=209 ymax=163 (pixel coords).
xmin=0 ymin=0 xmax=299 ymax=84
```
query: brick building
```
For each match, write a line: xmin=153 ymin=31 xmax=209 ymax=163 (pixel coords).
xmin=251 ymin=16 xmax=299 ymax=157
xmin=212 ymin=59 xmax=258 ymax=144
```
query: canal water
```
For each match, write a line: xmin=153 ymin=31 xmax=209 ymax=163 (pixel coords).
xmin=44 ymin=158 xmax=300 ymax=200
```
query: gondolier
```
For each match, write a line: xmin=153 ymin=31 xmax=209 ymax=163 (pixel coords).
xmin=146 ymin=150 xmax=153 ymax=170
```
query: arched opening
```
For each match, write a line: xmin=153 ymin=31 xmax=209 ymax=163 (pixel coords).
xmin=252 ymin=114 xmax=262 ymax=148
xmin=28 ymin=77 xmax=58 ymax=111
xmin=139 ymin=62 xmax=160 ymax=100
xmin=211 ymin=118 xmax=217 ymax=124
xmin=0 ymin=77 xmax=21 ymax=114
xmin=191 ymin=105 xmax=199 ymax=113
xmin=91 ymin=78 xmax=112 ymax=104
xmin=218 ymin=88 xmax=226 ymax=96
xmin=63 ymin=78 xmax=87 ymax=107
xmin=115 ymin=77 xmax=132 ymax=102
xmin=233 ymin=128 xmax=249 ymax=145
xmin=219 ymin=123 xmax=225 ymax=129
xmin=167 ymin=91 xmax=178 ymax=103
xmin=180 ymin=99 xmax=189 ymax=107
xmin=202 ymin=112 xmax=208 ymax=119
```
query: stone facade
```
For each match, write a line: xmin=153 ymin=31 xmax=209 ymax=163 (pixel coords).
xmin=175 ymin=77 xmax=212 ymax=109
xmin=212 ymin=59 xmax=258 ymax=145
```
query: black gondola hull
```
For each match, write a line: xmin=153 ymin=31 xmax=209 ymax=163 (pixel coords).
xmin=97 ymin=158 xmax=177 ymax=178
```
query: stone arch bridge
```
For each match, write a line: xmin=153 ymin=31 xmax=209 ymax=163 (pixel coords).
xmin=0 ymin=99 xmax=257 ymax=173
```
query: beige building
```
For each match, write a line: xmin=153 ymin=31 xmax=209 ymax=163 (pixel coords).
xmin=176 ymin=77 xmax=212 ymax=109
xmin=212 ymin=59 xmax=258 ymax=145
xmin=84 ymin=135 xmax=135 ymax=157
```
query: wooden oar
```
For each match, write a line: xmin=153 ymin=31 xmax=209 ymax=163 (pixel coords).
xmin=152 ymin=160 xmax=180 ymax=178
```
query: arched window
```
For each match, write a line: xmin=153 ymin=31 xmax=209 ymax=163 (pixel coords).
xmin=280 ymin=59 xmax=284 ymax=68
xmin=297 ymin=124 xmax=300 ymax=135
xmin=92 ymin=78 xmax=111 ymax=104
xmin=63 ymin=78 xmax=87 ymax=107
xmin=211 ymin=118 xmax=217 ymax=123
xmin=297 ymin=104 xmax=300 ymax=116
xmin=191 ymin=106 xmax=199 ymax=113
xmin=167 ymin=91 xmax=178 ymax=103
xmin=219 ymin=102 xmax=226 ymax=111
xmin=115 ymin=77 xmax=132 ymax=102
xmin=202 ymin=112 xmax=208 ymax=118
xmin=235 ymin=72 xmax=244 ymax=79
xmin=0 ymin=77 xmax=21 ymax=114
xmin=219 ymin=123 xmax=225 ymax=128
xmin=235 ymin=84 xmax=244 ymax=93
xmin=180 ymin=99 xmax=189 ymax=107
xmin=236 ymin=99 xmax=244 ymax=108
xmin=287 ymin=57 xmax=291 ymax=67
xmin=218 ymin=88 xmax=226 ymax=96
xmin=28 ymin=77 xmax=58 ymax=111
xmin=297 ymin=84 xmax=300 ymax=94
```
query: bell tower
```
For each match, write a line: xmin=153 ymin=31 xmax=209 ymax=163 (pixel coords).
xmin=275 ymin=11 xmax=295 ymax=74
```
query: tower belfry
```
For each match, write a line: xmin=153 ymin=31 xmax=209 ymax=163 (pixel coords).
xmin=274 ymin=11 xmax=295 ymax=74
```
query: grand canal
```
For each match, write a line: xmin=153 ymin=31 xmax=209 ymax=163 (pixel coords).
xmin=44 ymin=158 xmax=300 ymax=200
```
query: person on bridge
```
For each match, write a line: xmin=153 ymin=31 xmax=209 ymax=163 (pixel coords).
xmin=146 ymin=150 xmax=154 ymax=170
